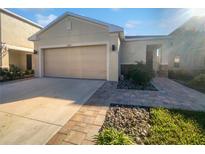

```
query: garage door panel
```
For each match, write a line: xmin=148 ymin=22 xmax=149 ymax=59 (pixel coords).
xmin=44 ymin=45 xmax=107 ymax=79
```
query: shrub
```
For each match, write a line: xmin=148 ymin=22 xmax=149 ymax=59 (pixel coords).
xmin=94 ymin=128 xmax=134 ymax=145
xmin=25 ymin=70 xmax=30 ymax=75
xmin=9 ymin=64 xmax=22 ymax=80
xmin=168 ymin=70 xmax=194 ymax=81
xmin=127 ymin=61 xmax=154 ymax=86
xmin=0 ymin=67 xmax=10 ymax=81
xmin=188 ymin=74 xmax=205 ymax=88
xmin=0 ymin=65 xmax=29 ymax=81
xmin=30 ymin=69 xmax=35 ymax=74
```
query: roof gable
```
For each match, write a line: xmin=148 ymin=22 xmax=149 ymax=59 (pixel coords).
xmin=29 ymin=11 xmax=124 ymax=41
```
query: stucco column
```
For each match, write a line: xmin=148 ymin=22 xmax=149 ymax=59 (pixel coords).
xmin=159 ymin=44 xmax=168 ymax=77
xmin=38 ymin=48 xmax=43 ymax=77
xmin=161 ymin=45 xmax=168 ymax=65
xmin=109 ymin=33 xmax=120 ymax=81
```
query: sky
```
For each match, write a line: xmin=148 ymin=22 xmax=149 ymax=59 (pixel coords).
xmin=7 ymin=8 xmax=205 ymax=36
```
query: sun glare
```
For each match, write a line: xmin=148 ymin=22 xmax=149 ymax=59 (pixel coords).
xmin=190 ymin=9 xmax=205 ymax=17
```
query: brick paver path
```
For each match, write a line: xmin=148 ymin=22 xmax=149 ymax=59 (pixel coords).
xmin=47 ymin=77 xmax=205 ymax=145
xmin=47 ymin=101 xmax=109 ymax=145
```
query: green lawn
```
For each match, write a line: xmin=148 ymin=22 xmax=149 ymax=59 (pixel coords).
xmin=175 ymin=79 xmax=205 ymax=94
xmin=147 ymin=108 xmax=205 ymax=145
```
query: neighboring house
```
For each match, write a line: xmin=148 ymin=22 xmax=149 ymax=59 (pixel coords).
xmin=27 ymin=11 xmax=205 ymax=81
xmin=168 ymin=16 xmax=205 ymax=72
xmin=0 ymin=8 xmax=42 ymax=71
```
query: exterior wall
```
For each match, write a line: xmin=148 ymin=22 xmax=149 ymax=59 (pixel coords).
xmin=0 ymin=12 xmax=2 ymax=67
xmin=120 ymin=38 xmax=170 ymax=77
xmin=34 ymin=16 xmax=120 ymax=81
xmin=8 ymin=50 xmax=35 ymax=71
xmin=0 ymin=12 xmax=1 ymax=42
xmin=120 ymin=39 xmax=169 ymax=65
xmin=1 ymin=49 xmax=9 ymax=68
xmin=0 ymin=11 xmax=41 ymax=49
xmin=168 ymin=30 xmax=205 ymax=71
xmin=167 ymin=17 xmax=205 ymax=71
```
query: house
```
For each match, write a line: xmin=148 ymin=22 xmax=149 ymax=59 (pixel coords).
xmin=29 ymin=12 xmax=124 ymax=81
xmin=0 ymin=9 xmax=42 ymax=71
xmin=29 ymin=11 xmax=171 ymax=81
xmin=28 ymin=11 xmax=205 ymax=81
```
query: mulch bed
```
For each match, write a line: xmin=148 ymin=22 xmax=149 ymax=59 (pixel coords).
xmin=100 ymin=104 xmax=151 ymax=144
xmin=117 ymin=79 xmax=157 ymax=91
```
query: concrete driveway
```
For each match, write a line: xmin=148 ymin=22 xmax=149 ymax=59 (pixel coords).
xmin=0 ymin=78 xmax=104 ymax=144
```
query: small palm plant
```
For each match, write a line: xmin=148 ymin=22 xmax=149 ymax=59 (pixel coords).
xmin=94 ymin=128 xmax=134 ymax=145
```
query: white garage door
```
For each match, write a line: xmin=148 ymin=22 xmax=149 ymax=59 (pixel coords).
xmin=44 ymin=45 xmax=107 ymax=80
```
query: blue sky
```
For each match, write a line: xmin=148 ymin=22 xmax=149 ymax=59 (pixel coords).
xmin=7 ymin=8 xmax=201 ymax=35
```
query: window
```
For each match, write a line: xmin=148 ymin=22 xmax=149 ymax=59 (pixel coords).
xmin=174 ymin=56 xmax=180 ymax=68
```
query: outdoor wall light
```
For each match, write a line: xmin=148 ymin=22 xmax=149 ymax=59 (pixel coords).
xmin=34 ymin=50 xmax=38 ymax=54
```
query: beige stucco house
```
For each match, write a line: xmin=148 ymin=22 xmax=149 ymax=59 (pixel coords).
xmin=29 ymin=12 xmax=171 ymax=81
xmin=29 ymin=12 xmax=124 ymax=81
xmin=27 ymin=11 xmax=205 ymax=81
xmin=0 ymin=9 xmax=42 ymax=71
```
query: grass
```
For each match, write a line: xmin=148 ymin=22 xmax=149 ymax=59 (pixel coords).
xmin=168 ymin=70 xmax=205 ymax=94
xmin=175 ymin=79 xmax=205 ymax=94
xmin=97 ymin=107 xmax=205 ymax=145
xmin=147 ymin=108 xmax=205 ymax=145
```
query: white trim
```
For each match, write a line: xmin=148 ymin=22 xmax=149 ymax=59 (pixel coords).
xmin=106 ymin=42 xmax=110 ymax=81
xmin=0 ymin=8 xmax=43 ymax=29
xmin=124 ymin=37 xmax=170 ymax=42
xmin=39 ymin=48 xmax=43 ymax=77
xmin=38 ymin=41 xmax=110 ymax=80
xmin=7 ymin=44 xmax=34 ymax=53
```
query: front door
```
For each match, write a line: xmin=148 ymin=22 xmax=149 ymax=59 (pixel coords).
xmin=26 ymin=54 xmax=32 ymax=70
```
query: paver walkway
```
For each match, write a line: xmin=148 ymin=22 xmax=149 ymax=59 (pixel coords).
xmin=89 ymin=77 xmax=205 ymax=111
xmin=47 ymin=101 xmax=109 ymax=145
xmin=47 ymin=77 xmax=205 ymax=145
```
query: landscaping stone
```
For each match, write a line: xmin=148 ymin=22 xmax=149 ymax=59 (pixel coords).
xmin=100 ymin=104 xmax=151 ymax=144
